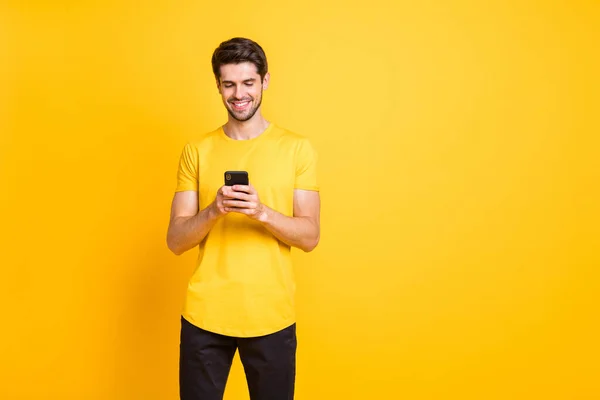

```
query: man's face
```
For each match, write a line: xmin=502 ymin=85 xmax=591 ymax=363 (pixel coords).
xmin=217 ymin=62 xmax=269 ymax=122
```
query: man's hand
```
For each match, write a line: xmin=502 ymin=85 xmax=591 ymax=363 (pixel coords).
xmin=210 ymin=185 xmax=234 ymax=217
xmin=217 ymin=185 xmax=320 ymax=252
xmin=221 ymin=184 xmax=267 ymax=221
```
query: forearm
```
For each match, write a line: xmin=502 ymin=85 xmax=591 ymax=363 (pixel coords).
xmin=167 ymin=204 xmax=219 ymax=255
xmin=258 ymin=206 xmax=320 ymax=252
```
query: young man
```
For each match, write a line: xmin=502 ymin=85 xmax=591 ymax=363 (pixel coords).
xmin=166 ymin=37 xmax=321 ymax=400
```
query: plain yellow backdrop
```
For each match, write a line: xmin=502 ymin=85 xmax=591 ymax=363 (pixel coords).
xmin=1 ymin=1 xmax=598 ymax=399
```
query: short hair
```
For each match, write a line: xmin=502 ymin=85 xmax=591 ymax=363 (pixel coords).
xmin=211 ymin=37 xmax=268 ymax=81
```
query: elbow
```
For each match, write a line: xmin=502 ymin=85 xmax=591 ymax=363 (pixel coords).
xmin=166 ymin=235 xmax=184 ymax=256
xmin=300 ymin=234 xmax=320 ymax=253
xmin=170 ymin=247 xmax=184 ymax=256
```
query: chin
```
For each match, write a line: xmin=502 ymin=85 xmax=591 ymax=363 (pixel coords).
xmin=229 ymin=108 xmax=258 ymax=122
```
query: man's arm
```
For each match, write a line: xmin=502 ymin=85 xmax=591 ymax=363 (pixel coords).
xmin=166 ymin=191 xmax=220 ymax=255
xmin=259 ymin=189 xmax=320 ymax=252
xmin=223 ymin=185 xmax=321 ymax=252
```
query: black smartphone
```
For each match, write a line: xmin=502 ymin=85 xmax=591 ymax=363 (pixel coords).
xmin=224 ymin=171 xmax=249 ymax=186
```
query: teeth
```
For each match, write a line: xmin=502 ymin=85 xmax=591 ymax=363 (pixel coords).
xmin=233 ymin=101 xmax=250 ymax=108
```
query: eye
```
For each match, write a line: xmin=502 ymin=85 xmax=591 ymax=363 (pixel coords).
xmin=245 ymin=82 xmax=253 ymax=87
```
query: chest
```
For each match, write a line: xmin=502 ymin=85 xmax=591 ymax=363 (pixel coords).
xmin=197 ymin=141 xmax=296 ymax=208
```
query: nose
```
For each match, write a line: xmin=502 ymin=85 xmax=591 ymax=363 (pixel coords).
xmin=235 ymin=85 xmax=245 ymax=100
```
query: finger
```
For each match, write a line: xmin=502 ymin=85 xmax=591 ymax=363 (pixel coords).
xmin=232 ymin=184 xmax=250 ymax=193
xmin=222 ymin=186 xmax=239 ymax=195
xmin=224 ymin=200 xmax=253 ymax=208
xmin=225 ymin=207 xmax=252 ymax=214
xmin=223 ymin=189 xmax=251 ymax=201
xmin=230 ymin=191 xmax=252 ymax=201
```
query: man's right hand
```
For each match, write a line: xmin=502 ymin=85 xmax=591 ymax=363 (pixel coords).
xmin=212 ymin=185 xmax=251 ymax=216
xmin=211 ymin=185 xmax=232 ymax=217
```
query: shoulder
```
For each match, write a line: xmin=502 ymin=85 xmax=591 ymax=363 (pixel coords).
xmin=271 ymin=124 xmax=306 ymax=140
xmin=270 ymin=125 xmax=319 ymax=172
xmin=270 ymin=124 xmax=316 ymax=150
xmin=178 ymin=127 xmax=224 ymax=162
xmin=185 ymin=127 xmax=222 ymax=149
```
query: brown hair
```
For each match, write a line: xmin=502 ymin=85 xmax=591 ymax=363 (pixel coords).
xmin=211 ymin=37 xmax=268 ymax=81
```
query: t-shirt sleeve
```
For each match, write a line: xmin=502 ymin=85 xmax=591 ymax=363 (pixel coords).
xmin=175 ymin=143 xmax=199 ymax=192
xmin=294 ymin=138 xmax=320 ymax=191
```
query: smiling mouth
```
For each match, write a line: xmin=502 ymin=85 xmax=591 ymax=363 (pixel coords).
xmin=230 ymin=100 xmax=251 ymax=111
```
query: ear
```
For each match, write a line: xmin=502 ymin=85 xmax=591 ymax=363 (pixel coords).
xmin=262 ymin=72 xmax=271 ymax=90
xmin=216 ymin=79 xmax=222 ymax=94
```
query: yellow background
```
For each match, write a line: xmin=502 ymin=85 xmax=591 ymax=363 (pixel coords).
xmin=1 ymin=1 xmax=598 ymax=399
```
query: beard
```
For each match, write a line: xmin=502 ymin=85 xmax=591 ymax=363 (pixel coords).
xmin=226 ymin=90 xmax=263 ymax=122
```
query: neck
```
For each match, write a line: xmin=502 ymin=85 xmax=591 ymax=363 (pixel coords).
xmin=223 ymin=113 xmax=270 ymax=140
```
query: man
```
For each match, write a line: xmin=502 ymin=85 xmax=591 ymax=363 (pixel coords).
xmin=166 ymin=37 xmax=321 ymax=400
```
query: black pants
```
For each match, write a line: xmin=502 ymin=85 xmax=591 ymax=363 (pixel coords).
xmin=179 ymin=316 xmax=297 ymax=400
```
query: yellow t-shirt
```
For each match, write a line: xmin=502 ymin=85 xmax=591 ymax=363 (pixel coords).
xmin=174 ymin=123 xmax=319 ymax=337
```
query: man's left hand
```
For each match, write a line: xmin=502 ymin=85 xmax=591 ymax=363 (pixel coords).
xmin=222 ymin=184 xmax=267 ymax=221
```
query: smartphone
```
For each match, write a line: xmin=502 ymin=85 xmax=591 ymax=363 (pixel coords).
xmin=224 ymin=170 xmax=249 ymax=186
